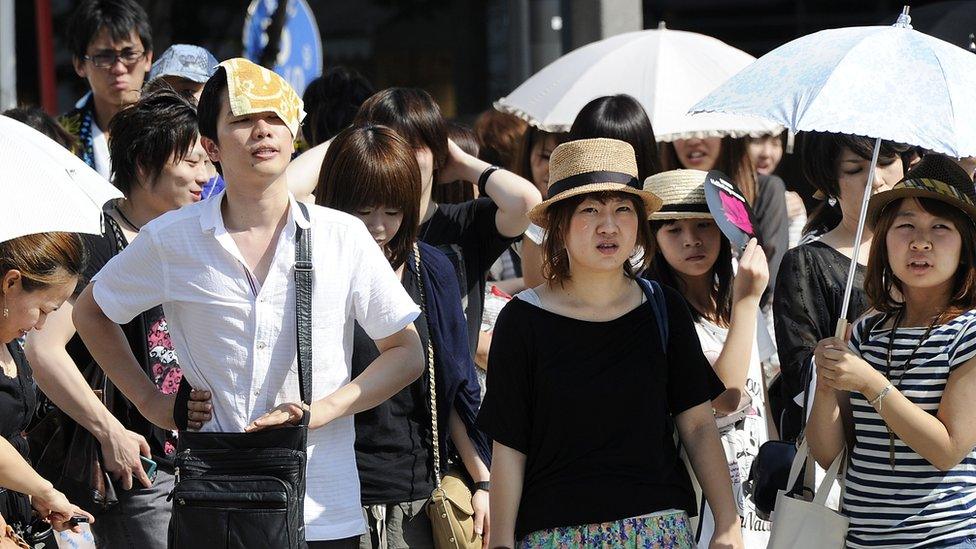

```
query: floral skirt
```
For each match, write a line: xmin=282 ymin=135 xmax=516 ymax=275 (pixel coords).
xmin=520 ymin=511 xmax=696 ymax=549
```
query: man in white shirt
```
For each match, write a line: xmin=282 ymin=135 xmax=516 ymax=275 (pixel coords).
xmin=73 ymin=58 xmax=424 ymax=548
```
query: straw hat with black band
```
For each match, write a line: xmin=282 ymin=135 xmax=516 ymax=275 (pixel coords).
xmin=866 ymin=154 xmax=976 ymax=228
xmin=643 ymin=169 xmax=712 ymax=220
xmin=527 ymin=138 xmax=663 ymax=228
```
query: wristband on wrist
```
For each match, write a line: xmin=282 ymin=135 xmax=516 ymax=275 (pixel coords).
xmin=477 ymin=165 xmax=500 ymax=196
xmin=473 ymin=481 xmax=490 ymax=493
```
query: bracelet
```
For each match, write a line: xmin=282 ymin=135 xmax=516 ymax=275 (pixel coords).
xmin=868 ymin=383 xmax=894 ymax=412
xmin=473 ymin=481 xmax=490 ymax=493
xmin=477 ymin=165 xmax=500 ymax=196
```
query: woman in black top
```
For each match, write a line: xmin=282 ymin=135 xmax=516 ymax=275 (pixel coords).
xmin=0 ymin=232 xmax=93 ymax=534
xmin=773 ymin=133 xmax=908 ymax=441
xmin=316 ymin=125 xmax=492 ymax=548
xmin=479 ymin=138 xmax=742 ymax=548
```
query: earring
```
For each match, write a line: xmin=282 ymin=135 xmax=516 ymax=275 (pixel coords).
xmin=827 ymin=196 xmax=838 ymax=207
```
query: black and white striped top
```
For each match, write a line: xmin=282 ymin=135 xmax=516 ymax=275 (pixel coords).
xmin=844 ymin=309 xmax=976 ymax=548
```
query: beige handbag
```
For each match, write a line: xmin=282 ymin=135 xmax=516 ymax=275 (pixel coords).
xmin=414 ymin=245 xmax=481 ymax=549
xmin=767 ymin=439 xmax=848 ymax=549
xmin=427 ymin=468 xmax=480 ymax=549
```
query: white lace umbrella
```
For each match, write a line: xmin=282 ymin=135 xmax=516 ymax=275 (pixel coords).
xmin=0 ymin=115 xmax=122 ymax=243
xmin=692 ymin=8 xmax=976 ymax=334
xmin=494 ymin=26 xmax=781 ymax=142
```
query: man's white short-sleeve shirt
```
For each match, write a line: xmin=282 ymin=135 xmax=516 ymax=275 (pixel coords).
xmin=91 ymin=192 xmax=420 ymax=541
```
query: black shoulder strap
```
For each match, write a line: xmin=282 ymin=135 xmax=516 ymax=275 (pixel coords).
xmin=105 ymin=213 xmax=128 ymax=254
xmin=295 ymin=202 xmax=313 ymax=406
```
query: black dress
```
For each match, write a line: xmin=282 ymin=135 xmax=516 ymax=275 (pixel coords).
xmin=0 ymin=342 xmax=38 ymax=527
xmin=773 ymin=241 xmax=868 ymax=441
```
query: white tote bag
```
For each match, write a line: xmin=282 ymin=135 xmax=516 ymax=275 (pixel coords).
xmin=767 ymin=439 xmax=848 ymax=549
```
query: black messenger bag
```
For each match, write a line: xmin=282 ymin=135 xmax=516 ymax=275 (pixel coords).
xmin=168 ymin=203 xmax=314 ymax=549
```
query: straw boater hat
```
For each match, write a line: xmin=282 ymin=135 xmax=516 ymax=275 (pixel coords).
xmin=643 ymin=169 xmax=712 ymax=220
xmin=866 ymin=154 xmax=976 ymax=228
xmin=526 ymin=138 xmax=663 ymax=228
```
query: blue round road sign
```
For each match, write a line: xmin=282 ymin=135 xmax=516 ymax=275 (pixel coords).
xmin=243 ymin=0 xmax=323 ymax=95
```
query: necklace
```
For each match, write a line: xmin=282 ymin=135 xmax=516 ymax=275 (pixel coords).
xmin=883 ymin=307 xmax=942 ymax=469
xmin=114 ymin=203 xmax=142 ymax=231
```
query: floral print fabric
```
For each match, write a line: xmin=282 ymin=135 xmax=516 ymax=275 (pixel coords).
xmin=145 ymin=309 xmax=181 ymax=455
xmin=520 ymin=512 xmax=695 ymax=549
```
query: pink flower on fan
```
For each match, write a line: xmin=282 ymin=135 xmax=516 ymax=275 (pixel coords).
xmin=719 ymin=192 xmax=754 ymax=235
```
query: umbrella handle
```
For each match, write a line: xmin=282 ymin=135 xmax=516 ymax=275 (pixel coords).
xmin=834 ymin=318 xmax=849 ymax=340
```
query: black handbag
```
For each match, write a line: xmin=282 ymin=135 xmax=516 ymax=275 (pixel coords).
xmin=26 ymin=367 xmax=118 ymax=515
xmin=745 ymin=359 xmax=814 ymax=520
xmin=167 ymin=203 xmax=314 ymax=549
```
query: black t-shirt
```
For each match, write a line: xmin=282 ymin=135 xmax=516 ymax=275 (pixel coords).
xmin=64 ymin=218 xmax=181 ymax=468
xmin=0 ymin=343 xmax=35 ymax=460
xmin=0 ymin=343 xmax=36 ymax=526
xmin=352 ymin=259 xmax=435 ymax=504
xmin=477 ymin=286 xmax=724 ymax=540
xmin=418 ymin=199 xmax=516 ymax=356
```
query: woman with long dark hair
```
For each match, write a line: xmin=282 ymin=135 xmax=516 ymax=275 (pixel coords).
xmin=660 ymin=136 xmax=788 ymax=306
xmin=644 ymin=169 xmax=772 ymax=547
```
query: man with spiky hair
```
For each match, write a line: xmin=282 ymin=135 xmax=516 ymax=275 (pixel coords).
xmin=59 ymin=0 xmax=153 ymax=180
xmin=30 ymin=88 xmax=209 ymax=549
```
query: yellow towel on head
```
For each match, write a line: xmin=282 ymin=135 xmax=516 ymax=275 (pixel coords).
xmin=218 ymin=58 xmax=306 ymax=138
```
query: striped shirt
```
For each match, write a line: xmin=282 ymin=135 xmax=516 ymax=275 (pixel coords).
xmin=844 ymin=309 xmax=976 ymax=548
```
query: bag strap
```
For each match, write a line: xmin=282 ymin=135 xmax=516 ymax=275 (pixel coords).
xmin=414 ymin=243 xmax=442 ymax=488
xmin=636 ymin=278 xmax=668 ymax=351
xmin=294 ymin=202 xmax=313 ymax=406
xmin=812 ymin=447 xmax=846 ymax=505
xmin=787 ymin=438 xmax=846 ymax=504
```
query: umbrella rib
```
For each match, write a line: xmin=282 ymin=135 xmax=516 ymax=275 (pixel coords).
xmin=928 ymin=46 xmax=960 ymax=154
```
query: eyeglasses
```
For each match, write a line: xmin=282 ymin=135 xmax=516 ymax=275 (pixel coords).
xmin=83 ymin=49 xmax=145 ymax=69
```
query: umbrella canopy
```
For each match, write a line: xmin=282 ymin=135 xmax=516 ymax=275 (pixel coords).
xmin=494 ymin=27 xmax=781 ymax=141
xmin=691 ymin=16 xmax=976 ymax=158
xmin=0 ymin=115 xmax=123 ymax=243
xmin=691 ymin=9 xmax=976 ymax=335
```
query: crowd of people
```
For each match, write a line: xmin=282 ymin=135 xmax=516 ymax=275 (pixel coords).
xmin=1 ymin=1 xmax=976 ymax=548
